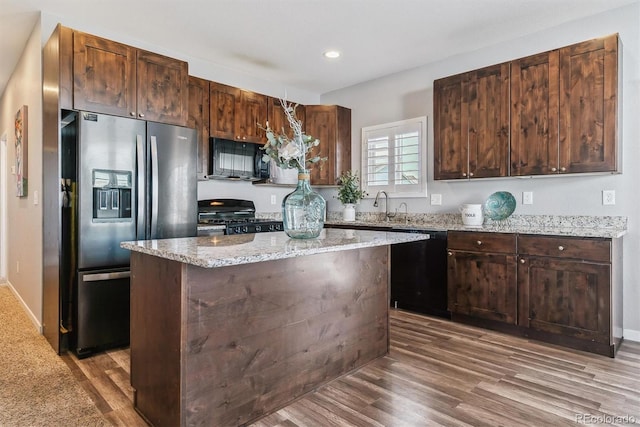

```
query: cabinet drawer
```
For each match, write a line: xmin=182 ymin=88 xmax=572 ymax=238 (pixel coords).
xmin=518 ymin=234 xmax=610 ymax=263
xmin=448 ymin=231 xmax=516 ymax=253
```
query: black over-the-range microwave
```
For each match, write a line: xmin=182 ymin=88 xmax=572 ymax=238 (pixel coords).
xmin=208 ymin=138 xmax=270 ymax=181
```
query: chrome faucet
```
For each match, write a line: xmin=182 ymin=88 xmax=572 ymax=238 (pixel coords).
xmin=373 ymin=190 xmax=394 ymax=222
xmin=397 ymin=202 xmax=408 ymax=224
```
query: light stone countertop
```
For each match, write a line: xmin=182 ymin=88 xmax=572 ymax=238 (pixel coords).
xmin=121 ymin=228 xmax=428 ymax=269
xmin=319 ymin=213 xmax=628 ymax=239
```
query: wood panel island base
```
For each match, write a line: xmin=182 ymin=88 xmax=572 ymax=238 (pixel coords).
xmin=122 ymin=229 xmax=427 ymax=426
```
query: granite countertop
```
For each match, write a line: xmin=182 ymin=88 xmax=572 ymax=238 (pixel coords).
xmin=323 ymin=213 xmax=628 ymax=239
xmin=121 ymin=228 xmax=428 ymax=269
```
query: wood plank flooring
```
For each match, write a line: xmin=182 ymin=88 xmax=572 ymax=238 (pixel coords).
xmin=62 ymin=309 xmax=640 ymax=426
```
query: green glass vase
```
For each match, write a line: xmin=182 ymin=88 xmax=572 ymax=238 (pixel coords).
xmin=282 ymin=170 xmax=326 ymax=239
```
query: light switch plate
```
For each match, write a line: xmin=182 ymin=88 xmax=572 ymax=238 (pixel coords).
xmin=430 ymin=194 xmax=442 ymax=205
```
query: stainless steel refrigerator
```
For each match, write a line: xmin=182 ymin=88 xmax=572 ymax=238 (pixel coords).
xmin=61 ymin=111 xmax=197 ymax=357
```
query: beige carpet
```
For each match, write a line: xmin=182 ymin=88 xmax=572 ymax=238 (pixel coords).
xmin=0 ymin=285 xmax=109 ymax=427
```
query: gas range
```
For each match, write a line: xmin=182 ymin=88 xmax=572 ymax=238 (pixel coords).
xmin=198 ymin=199 xmax=283 ymax=235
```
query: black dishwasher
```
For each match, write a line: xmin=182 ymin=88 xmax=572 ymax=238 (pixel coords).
xmin=389 ymin=229 xmax=450 ymax=318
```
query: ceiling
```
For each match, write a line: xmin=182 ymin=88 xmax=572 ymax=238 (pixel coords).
xmin=0 ymin=0 xmax=637 ymax=98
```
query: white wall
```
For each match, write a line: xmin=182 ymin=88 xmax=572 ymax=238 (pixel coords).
xmin=0 ymin=18 xmax=43 ymax=329
xmin=320 ymin=4 xmax=640 ymax=338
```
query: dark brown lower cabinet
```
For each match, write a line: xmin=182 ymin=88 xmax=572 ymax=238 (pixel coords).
xmin=517 ymin=234 xmax=622 ymax=356
xmin=447 ymin=232 xmax=517 ymax=324
xmin=447 ymin=231 xmax=623 ymax=357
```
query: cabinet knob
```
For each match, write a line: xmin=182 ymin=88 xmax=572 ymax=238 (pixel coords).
xmin=560 ymin=167 xmax=566 ymax=172
xmin=447 ymin=251 xmax=453 ymax=256
xmin=558 ymin=245 xmax=564 ymax=251
xmin=139 ymin=113 xmax=145 ymax=118
xmin=520 ymin=258 xmax=526 ymax=264
xmin=476 ymin=240 xmax=482 ymax=246
xmin=130 ymin=112 xmax=136 ymax=117
xmin=462 ymin=172 xmax=467 ymax=177
xmin=551 ymin=167 xmax=557 ymax=172
xmin=469 ymin=172 xmax=474 ymax=177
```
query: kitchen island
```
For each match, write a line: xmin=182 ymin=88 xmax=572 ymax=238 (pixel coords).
xmin=121 ymin=228 xmax=427 ymax=426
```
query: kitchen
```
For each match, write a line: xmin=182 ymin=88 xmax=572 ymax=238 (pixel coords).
xmin=1 ymin=0 xmax=640 ymax=425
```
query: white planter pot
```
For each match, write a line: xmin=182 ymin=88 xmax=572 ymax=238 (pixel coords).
xmin=270 ymin=160 xmax=298 ymax=184
xmin=343 ymin=204 xmax=356 ymax=222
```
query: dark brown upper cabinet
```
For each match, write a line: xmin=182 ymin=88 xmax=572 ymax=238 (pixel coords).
xmin=435 ymin=33 xmax=620 ymax=180
xmin=72 ymin=31 xmax=137 ymax=118
xmin=511 ymin=51 xmax=560 ymax=176
xmin=72 ymin=30 xmax=188 ymax=126
xmin=558 ymin=35 xmax=619 ymax=173
xmin=433 ymin=73 xmax=466 ymax=180
xmin=267 ymin=97 xmax=306 ymax=140
xmin=434 ymin=63 xmax=510 ymax=180
xmin=136 ymin=50 xmax=189 ymax=125
xmin=188 ymin=76 xmax=210 ymax=178
xmin=209 ymin=82 xmax=267 ymax=144
xmin=304 ymin=105 xmax=351 ymax=186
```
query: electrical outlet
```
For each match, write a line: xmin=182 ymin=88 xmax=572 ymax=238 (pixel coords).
xmin=602 ymin=190 xmax=615 ymax=205
xmin=522 ymin=192 xmax=533 ymax=205
xmin=270 ymin=194 xmax=277 ymax=205
xmin=430 ymin=194 xmax=442 ymax=205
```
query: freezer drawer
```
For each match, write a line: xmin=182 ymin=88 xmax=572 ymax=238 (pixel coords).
xmin=75 ymin=269 xmax=130 ymax=358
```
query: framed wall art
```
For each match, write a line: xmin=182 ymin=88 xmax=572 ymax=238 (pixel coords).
xmin=15 ymin=105 xmax=27 ymax=197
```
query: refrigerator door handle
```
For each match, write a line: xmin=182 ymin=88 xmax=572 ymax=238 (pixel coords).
xmin=136 ymin=135 xmax=146 ymax=240
xmin=83 ymin=271 xmax=131 ymax=282
xmin=150 ymin=135 xmax=159 ymax=238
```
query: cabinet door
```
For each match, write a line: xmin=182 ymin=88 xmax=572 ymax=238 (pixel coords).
xmin=305 ymin=105 xmax=351 ymax=185
xmin=518 ymin=256 xmax=610 ymax=343
xmin=73 ymin=31 xmax=137 ymax=117
xmin=137 ymin=51 xmax=188 ymax=125
xmin=210 ymin=82 xmax=241 ymax=140
xmin=188 ymin=76 xmax=210 ymax=178
xmin=467 ymin=63 xmax=510 ymax=178
xmin=447 ymin=250 xmax=517 ymax=324
xmin=267 ymin=97 xmax=305 ymax=139
xmin=433 ymin=73 xmax=468 ymax=180
xmin=559 ymin=35 xmax=618 ymax=173
xmin=511 ymin=51 xmax=560 ymax=176
xmin=236 ymin=90 xmax=267 ymax=143
xmin=434 ymin=64 xmax=509 ymax=180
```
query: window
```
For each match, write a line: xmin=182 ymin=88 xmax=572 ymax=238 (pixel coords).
xmin=361 ymin=117 xmax=427 ymax=198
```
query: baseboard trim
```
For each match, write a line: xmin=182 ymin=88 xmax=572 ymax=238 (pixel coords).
xmin=623 ymin=329 xmax=640 ymax=343
xmin=1 ymin=282 xmax=43 ymax=333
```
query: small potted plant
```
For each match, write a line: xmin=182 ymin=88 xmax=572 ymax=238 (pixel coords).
xmin=336 ymin=170 xmax=367 ymax=221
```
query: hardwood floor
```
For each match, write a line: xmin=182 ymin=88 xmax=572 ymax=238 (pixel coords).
xmin=62 ymin=309 xmax=640 ymax=426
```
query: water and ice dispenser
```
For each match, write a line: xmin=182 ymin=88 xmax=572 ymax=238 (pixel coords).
xmin=92 ymin=169 xmax=132 ymax=220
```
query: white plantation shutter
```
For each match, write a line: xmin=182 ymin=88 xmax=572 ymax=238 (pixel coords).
xmin=361 ymin=117 xmax=427 ymax=197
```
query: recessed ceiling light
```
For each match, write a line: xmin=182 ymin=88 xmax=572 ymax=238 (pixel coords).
xmin=323 ymin=50 xmax=341 ymax=59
